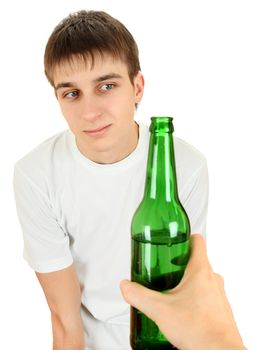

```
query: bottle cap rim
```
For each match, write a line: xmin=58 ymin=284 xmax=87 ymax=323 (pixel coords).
xmin=151 ymin=116 xmax=173 ymax=122
xmin=150 ymin=117 xmax=174 ymax=133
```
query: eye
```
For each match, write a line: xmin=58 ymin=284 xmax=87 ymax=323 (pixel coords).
xmin=99 ymin=83 xmax=115 ymax=92
xmin=63 ymin=90 xmax=79 ymax=99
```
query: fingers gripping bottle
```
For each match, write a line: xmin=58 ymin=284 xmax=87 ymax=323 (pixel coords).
xmin=131 ymin=117 xmax=191 ymax=349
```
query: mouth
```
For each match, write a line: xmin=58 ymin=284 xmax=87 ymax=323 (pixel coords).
xmin=83 ymin=124 xmax=112 ymax=136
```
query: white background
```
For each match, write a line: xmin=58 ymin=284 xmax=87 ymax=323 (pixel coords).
xmin=1 ymin=0 xmax=253 ymax=348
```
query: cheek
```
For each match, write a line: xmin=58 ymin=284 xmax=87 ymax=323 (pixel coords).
xmin=59 ymin=102 xmax=68 ymax=118
xmin=59 ymin=103 xmax=77 ymax=122
xmin=60 ymin=109 xmax=79 ymax=131
xmin=113 ymin=90 xmax=136 ymax=111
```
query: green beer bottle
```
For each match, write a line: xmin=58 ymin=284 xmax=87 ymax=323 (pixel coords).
xmin=131 ymin=117 xmax=191 ymax=350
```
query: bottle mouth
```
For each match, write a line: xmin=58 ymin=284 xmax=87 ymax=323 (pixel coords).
xmin=151 ymin=116 xmax=173 ymax=122
xmin=150 ymin=116 xmax=174 ymax=133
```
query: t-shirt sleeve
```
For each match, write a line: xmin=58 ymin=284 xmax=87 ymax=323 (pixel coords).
xmin=13 ymin=165 xmax=73 ymax=273
xmin=180 ymin=161 xmax=209 ymax=237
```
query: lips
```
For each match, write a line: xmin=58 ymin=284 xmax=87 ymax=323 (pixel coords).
xmin=83 ymin=124 xmax=112 ymax=135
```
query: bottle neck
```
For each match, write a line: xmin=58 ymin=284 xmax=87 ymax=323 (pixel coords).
xmin=144 ymin=129 xmax=179 ymax=202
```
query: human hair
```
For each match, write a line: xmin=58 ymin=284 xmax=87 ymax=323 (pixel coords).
xmin=44 ymin=10 xmax=141 ymax=86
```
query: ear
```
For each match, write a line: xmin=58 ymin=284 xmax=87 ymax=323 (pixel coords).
xmin=134 ymin=72 xmax=145 ymax=104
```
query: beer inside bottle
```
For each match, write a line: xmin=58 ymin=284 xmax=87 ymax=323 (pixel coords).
xmin=131 ymin=117 xmax=191 ymax=350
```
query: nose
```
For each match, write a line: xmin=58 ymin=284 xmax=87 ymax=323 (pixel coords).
xmin=79 ymin=94 xmax=102 ymax=122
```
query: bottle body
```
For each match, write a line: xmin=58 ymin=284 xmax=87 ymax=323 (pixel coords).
xmin=131 ymin=117 xmax=190 ymax=350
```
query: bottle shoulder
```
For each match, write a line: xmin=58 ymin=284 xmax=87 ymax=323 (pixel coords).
xmin=132 ymin=198 xmax=190 ymax=235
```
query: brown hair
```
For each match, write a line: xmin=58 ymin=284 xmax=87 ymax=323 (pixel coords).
xmin=44 ymin=10 xmax=141 ymax=86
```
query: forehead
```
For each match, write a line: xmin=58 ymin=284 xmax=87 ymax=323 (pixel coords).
xmin=53 ymin=53 xmax=129 ymax=86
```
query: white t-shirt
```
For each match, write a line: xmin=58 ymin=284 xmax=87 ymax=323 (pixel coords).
xmin=13 ymin=123 xmax=208 ymax=350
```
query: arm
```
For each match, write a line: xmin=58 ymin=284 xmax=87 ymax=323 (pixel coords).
xmin=121 ymin=234 xmax=246 ymax=350
xmin=36 ymin=264 xmax=84 ymax=350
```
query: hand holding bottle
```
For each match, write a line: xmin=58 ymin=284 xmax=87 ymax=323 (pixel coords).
xmin=121 ymin=234 xmax=246 ymax=350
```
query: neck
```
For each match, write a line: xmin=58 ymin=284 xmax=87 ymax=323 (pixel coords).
xmin=144 ymin=130 xmax=179 ymax=202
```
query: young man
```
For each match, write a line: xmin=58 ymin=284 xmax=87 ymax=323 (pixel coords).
xmin=14 ymin=10 xmax=208 ymax=350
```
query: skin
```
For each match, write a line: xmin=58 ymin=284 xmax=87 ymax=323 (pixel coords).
xmin=36 ymin=53 xmax=145 ymax=350
xmin=120 ymin=234 xmax=246 ymax=350
xmin=36 ymin=265 xmax=84 ymax=350
xmin=53 ymin=53 xmax=144 ymax=164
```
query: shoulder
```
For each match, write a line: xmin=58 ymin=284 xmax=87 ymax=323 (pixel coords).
xmin=139 ymin=122 xmax=206 ymax=171
xmin=14 ymin=130 xmax=73 ymax=190
xmin=15 ymin=130 xmax=71 ymax=173
xmin=174 ymin=137 xmax=207 ymax=174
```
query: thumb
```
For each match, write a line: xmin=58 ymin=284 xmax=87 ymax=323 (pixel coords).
xmin=185 ymin=233 xmax=211 ymax=275
xmin=120 ymin=279 xmax=163 ymax=322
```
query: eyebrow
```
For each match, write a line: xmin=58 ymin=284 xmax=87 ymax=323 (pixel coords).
xmin=54 ymin=73 xmax=123 ymax=92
